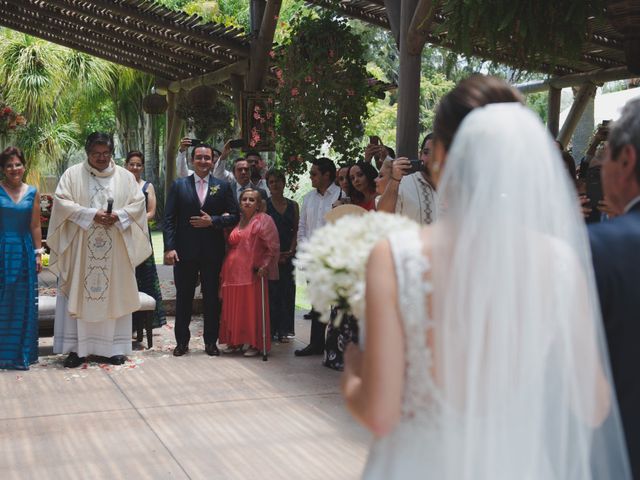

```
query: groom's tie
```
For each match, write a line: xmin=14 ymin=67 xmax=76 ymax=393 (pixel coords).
xmin=197 ymin=178 xmax=207 ymax=206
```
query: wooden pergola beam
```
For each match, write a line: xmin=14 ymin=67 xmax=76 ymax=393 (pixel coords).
xmin=407 ymin=0 xmax=434 ymax=55
xmin=246 ymin=0 xmax=283 ymax=92
xmin=165 ymin=60 xmax=249 ymax=93
xmin=0 ymin=15 xmax=181 ymax=79
xmin=516 ymin=66 xmax=638 ymax=94
xmin=37 ymin=0 xmax=240 ymax=64
xmin=58 ymin=0 xmax=250 ymax=57
xmin=1 ymin=1 xmax=213 ymax=76
xmin=557 ymin=83 xmax=597 ymax=148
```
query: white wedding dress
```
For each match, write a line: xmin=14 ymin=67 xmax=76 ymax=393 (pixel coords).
xmin=360 ymin=104 xmax=630 ymax=479
xmin=363 ymin=228 xmax=446 ymax=479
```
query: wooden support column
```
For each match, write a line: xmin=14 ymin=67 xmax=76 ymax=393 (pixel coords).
xmin=396 ymin=0 xmax=422 ymax=158
xmin=547 ymin=86 xmax=561 ymax=138
xmin=246 ymin=0 xmax=283 ymax=92
xmin=231 ymin=74 xmax=245 ymax=136
xmin=557 ymin=83 xmax=597 ymax=148
xmin=250 ymin=0 xmax=267 ymax=35
xmin=164 ymin=91 xmax=183 ymax=194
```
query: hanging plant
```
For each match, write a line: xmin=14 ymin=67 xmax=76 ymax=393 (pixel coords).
xmin=438 ymin=0 xmax=606 ymax=67
xmin=272 ymin=12 xmax=381 ymax=183
xmin=176 ymin=91 xmax=233 ymax=140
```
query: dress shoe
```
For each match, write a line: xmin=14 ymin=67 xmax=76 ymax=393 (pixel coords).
xmin=294 ymin=344 xmax=323 ymax=357
xmin=109 ymin=355 xmax=127 ymax=365
xmin=173 ymin=344 xmax=189 ymax=357
xmin=243 ymin=347 xmax=259 ymax=357
xmin=205 ymin=343 xmax=220 ymax=356
xmin=63 ymin=352 xmax=85 ymax=368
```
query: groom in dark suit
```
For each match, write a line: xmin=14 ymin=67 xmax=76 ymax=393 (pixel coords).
xmin=589 ymin=98 xmax=640 ymax=478
xmin=164 ymin=144 xmax=238 ymax=357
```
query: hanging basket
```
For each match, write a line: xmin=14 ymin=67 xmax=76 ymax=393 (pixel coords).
xmin=187 ymin=85 xmax=217 ymax=109
xmin=142 ymin=93 xmax=168 ymax=115
xmin=607 ymin=0 xmax=640 ymax=74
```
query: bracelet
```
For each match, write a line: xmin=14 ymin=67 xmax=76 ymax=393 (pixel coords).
xmin=34 ymin=248 xmax=44 ymax=255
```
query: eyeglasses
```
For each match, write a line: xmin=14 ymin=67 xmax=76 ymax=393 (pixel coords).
xmin=89 ymin=152 xmax=112 ymax=159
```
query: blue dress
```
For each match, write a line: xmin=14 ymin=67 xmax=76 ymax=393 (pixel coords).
xmin=0 ymin=185 xmax=38 ymax=370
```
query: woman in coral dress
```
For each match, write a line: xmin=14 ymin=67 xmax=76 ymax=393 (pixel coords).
xmin=219 ymin=188 xmax=280 ymax=357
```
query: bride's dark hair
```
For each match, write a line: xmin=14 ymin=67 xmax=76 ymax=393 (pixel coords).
xmin=434 ymin=75 xmax=523 ymax=152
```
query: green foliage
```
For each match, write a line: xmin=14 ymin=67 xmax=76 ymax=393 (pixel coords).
xmin=526 ymin=91 xmax=549 ymax=123
xmin=273 ymin=12 xmax=380 ymax=182
xmin=440 ymin=0 xmax=605 ymax=67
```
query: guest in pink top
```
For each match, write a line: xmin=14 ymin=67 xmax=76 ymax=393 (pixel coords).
xmin=219 ymin=188 xmax=280 ymax=357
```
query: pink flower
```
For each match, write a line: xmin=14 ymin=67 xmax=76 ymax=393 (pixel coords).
xmin=346 ymin=89 xmax=355 ymax=97
xmin=266 ymin=112 xmax=273 ymax=120
xmin=253 ymin=112 xmax=261 ymax=120
xmin=2 ymin=106 xmax=12 ymax=115
xmin=328 ymin=50 xmax=335 ymax=58
xmin=254 ymin=105 xmax=261 ymax=112
xmin=269 ymin=50 xmax=276 ymax=59
xmin=291 ymin=88 xmax=299 ymax=97
xmin=275 ymin=69 xmax=283 ymax=79
xmin=304 ymin=75 xmax=313 ymax=83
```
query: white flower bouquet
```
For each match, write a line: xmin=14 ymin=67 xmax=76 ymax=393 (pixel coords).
xmin=295 ymin=212 xmax=419 ymax=325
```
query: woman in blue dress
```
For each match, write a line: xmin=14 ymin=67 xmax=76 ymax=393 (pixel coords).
xmin=0 ymin=146 xmax=42 ymax=370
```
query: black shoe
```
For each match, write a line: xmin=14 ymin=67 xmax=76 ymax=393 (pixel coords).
xmin=294 ymin=344 xmax=323 ymax=357
xmin=63 ymin=352 xmax=85 ymax=368
xmin=205 ymin=343 xmax=219 ymax=356
xmin=173 ymin=344 xmax=189 ymax=357
xmin=109 ymin=355 xmax=127 ymax=365
xmin=303 ymin=312 xmax=313 ymax=320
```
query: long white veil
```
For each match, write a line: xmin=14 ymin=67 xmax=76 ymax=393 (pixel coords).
xmin=430 ymin=103 xmax=630 ymax=479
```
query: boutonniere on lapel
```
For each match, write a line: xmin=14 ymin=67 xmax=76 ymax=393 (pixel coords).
xmin=209 ymin=185 xmax=220 ymax=197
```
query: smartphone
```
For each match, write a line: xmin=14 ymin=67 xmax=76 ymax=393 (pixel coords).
xmin=229 ymin=139 xmax=244 ymax=149
xmin=190 ymin=138 xmax=203 ymax=148
xmin=408 ymin=159 xmax=424 ymax=174
xmin=369 ymin=135 xmax=380 ymax=146
xmin=585 ymin=166 xmax=603 ymax=224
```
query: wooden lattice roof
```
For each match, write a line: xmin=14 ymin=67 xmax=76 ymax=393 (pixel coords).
xmin=0 ymin=0 xmax=250 ymax=81
xmin=306 ymin=0 xmax=628 ymax=77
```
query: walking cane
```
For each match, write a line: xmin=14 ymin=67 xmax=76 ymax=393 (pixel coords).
xmin=260 ymin=274 xmax=268 ymax=361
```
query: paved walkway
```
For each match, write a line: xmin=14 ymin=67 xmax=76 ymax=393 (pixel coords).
xmin=1 ymin=269 xmax=370 ymax=479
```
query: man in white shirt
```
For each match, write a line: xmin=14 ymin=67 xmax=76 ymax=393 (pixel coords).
xmin=294 ymin=157 xmax=341 ymax=357
xmin=377 ymin=133 xmax=438 ymax=225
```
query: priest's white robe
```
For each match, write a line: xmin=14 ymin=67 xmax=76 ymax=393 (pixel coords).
xmin=48 ymin=161 xmax=151 ymax=357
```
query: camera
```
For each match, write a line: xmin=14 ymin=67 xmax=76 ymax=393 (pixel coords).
xmin=408 ymin=159 xmax=424 ymax=174
xmin=190 ymin=138 xmax=204 ymax=148
xmin=585 ymin=166 xmax=603 ymax=224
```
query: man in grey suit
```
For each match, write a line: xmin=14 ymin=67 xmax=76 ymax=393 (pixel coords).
xmin=589 ymin=98 xmax=640 ymax=478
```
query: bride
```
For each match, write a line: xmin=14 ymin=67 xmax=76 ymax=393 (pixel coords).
xmin=341 ymin=76 xmax=631 ymax=479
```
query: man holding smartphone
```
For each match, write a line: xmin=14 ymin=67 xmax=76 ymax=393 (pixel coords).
xmin=376 ymin=133 xmax=439 ymax=224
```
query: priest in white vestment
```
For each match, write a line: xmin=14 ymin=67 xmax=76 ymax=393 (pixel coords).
xmin=47 ymin=132 xmax=151 ymax=368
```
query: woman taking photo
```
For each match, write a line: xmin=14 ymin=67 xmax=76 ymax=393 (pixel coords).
xmin=219 ymin=188 xmax=280 ymax=357
xmin=0 ymin=146 xmax=42 ymax=370
xmin=124 ymin=151 xmax=166 ymax=336
xmin=265 ymin=169 xmax=299 ymax=342
xmin=348 ymin=161 xmax=377 ymax=211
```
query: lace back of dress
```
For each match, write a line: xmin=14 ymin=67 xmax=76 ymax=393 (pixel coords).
xmin=388 ymin=228 xmax=439 ymax=421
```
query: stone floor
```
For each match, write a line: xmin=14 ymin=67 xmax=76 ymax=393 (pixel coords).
xmin=0 ymin=310 xmax=370 ymax=479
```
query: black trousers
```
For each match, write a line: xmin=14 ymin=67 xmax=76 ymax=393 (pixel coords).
xmin=309 ymin=308 xmax=327 ymax=351
xmin=174 ymin=258 xmax=222 ymax=346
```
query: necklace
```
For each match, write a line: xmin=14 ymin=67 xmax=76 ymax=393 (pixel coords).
xmin=1 ymin=180 xmax=23 ymax=191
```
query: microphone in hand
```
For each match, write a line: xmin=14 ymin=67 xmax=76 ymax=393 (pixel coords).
xmin=106 ymin=198 xmax=114 ymax=215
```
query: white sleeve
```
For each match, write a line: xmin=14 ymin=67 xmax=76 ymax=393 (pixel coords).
xmin=176 ymin=150 xmax=189 ymax=178
xmin=114 ymin=209 xmax=132 ymax=231
xmin=212 ymin=156 xmax=229 ymax=180
xmin=69 ymin=208 xmax=97 ymax=230
xmin=297 ymin=197 xmax=308 ymax=244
